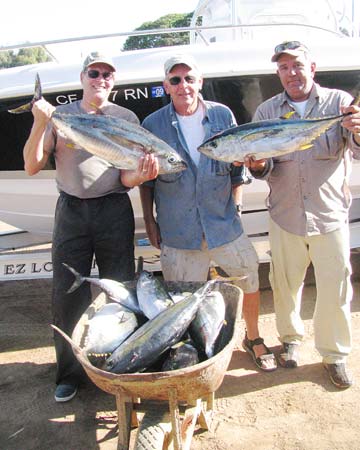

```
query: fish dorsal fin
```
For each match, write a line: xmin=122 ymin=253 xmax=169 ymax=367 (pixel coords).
xmin=280 ymin=111 xmax=296 ymax=120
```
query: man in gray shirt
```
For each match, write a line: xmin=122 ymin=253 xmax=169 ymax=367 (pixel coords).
xmin=23 ymin=52 xmax=158 ymax=402
xmin=245 ymin=41 xmax=360 ymax=388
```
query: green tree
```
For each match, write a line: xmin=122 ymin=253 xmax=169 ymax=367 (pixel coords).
xmin=0 ymin=50 xmax=13 ymax=69
xmin=0 ymin=47 xmax=51 ymax=69
xmin=123 ymin=12 xmax=193 ymax=51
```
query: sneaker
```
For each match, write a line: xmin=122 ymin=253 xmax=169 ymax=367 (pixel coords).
xmin=278 ymin=343 xmax=299 ymax=368
xmin=324 ymin=363 xmax=353 ymax=389
xmin=54 ymin=383 xmax=78 ymax=402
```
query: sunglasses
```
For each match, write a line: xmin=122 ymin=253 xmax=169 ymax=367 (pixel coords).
xmin=86 ymin=69 xmax=114 ymax=81
xmin=274 ymin=41 xmax=307 ymax=54
xmin=168 ymin=75 xmax=197 ymax=86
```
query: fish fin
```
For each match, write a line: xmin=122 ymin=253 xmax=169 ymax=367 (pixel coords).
xmin=62 ymin=262 xmax=85 ymax=293
xmin=209 ymin=266 xmax=219 ymax=279
xmin=102 ymin=131 xmax=147 ymax=153
xmin=171 ymin=341 xmax=185 ymax=349
xmin=89 ymin=102 xmax=105 ymax=114
xmin=280 ymin=111 xmax=296 ymax=120
xmin=65 ymin=143 xmax=77 ymax=149
xmin=51 ymin=324 xmax=83 ymax=355
xmin=136 ymin=256 xmax=144 ymax=274
xmin=65 ymin=141 xmax=83 ymax=150
xmin=213 ymin=275 xmax=248 ymax=283
xmin=299 ymin=143 xmax=313 ymax=150
xmin=8 ymin=73 xmax=42 ymax=114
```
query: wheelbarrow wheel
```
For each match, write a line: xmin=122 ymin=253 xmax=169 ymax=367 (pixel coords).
xmin=134 ymin=406 xmax=173 ymax=450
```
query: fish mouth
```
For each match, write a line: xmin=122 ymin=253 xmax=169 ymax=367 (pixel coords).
xmin=177 ymin=160 xmax=188 ymax=171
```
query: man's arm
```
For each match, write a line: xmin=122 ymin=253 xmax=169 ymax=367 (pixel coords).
xmin=232 ymin=184 xmax=244 ymax=215
xmin=139 ymin=184 xmax=161 ymax=249
xmin=23 ymin=99 xmax=54 ymax=175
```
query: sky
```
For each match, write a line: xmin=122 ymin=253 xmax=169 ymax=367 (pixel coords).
xmin=2 ymin=0 xmax=199 ymax=60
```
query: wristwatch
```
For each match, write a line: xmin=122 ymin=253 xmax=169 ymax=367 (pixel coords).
xmin=236 ymin=204 xmax=243 ymax=212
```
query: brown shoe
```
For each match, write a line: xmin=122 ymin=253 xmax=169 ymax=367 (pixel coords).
xmin=278 ymin=343 xmax=299 ymax=368
xmin=324 ymin=363 xmax=353 ymax=389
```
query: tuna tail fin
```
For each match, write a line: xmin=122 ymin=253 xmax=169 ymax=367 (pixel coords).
xmin=62 ymin=262 xmax=85 ymax=293
xmin=8 ymin=73 xmax=42 ymax=114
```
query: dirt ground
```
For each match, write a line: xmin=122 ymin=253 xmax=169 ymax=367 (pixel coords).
xmin=1 ymin=256 xmax=360 ymax=450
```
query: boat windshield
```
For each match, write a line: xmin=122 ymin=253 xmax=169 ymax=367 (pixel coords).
xmin=190 ymin=0 xmax=358 ymax=43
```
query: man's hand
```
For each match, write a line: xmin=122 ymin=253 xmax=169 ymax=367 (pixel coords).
xmin=121 ymin=154 xmax=159 ymax=187
xmin=342 ymin=104 xmax=360 ymax=145
xmin=32 ymin=98 xmax=56 ymax=126
xmin=136 ymin=154 xmax=159 ymax=183
xmin=243 ymin=155 xmax=267 ymax=172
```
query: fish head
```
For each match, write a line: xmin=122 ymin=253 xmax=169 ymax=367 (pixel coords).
xmin=158 ymin=151 xmax=187 ymax=174
xmin=137 ymin=270 xmax=155 ymax=291
xmin=197 ymin=137 xmax=219 ymax=159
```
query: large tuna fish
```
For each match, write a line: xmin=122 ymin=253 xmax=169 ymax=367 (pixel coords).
xmin=136 ymin=270 xmax=175 ymax=319
xmin=197 ymin=113 xmax=345 ymax=162
xmin=63 ymin=263 xmax=142 ymax=315
xmin=9 ymin=74 xmax=187 ymax=174
xmin=190 ymin=289 xmax=226 ymax=358
xmin=103 ymin=280 xmax=217 ymax=374
xmin=85 ymin=303 xmax=138 ymax=357
xmin=161 ymin=340 xmax=199 ymax=371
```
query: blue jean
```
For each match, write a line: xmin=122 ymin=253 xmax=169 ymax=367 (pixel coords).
xmin=52 ymin=192 xmax=135 ymax=385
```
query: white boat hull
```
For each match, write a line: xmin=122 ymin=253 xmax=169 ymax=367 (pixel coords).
xmin=2 ymin=161 xmax=360 ymax=250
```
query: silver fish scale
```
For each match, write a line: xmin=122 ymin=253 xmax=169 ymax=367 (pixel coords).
xmin=198 ymin=116 xmax=342 ymax=162
xmin=136 ymin=271 xmax=174 ymax=320
xmin=104 ymin=280 xmax=217 ymax=373
xmin=51 ymin=112 xmax=187 ymax=174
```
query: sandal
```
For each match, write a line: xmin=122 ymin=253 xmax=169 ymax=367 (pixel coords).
xmin=242 ymin=334 xmax=277 ymax=372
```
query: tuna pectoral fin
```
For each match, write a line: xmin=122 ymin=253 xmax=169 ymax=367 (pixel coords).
xmin=51 ymin=324 xmax=83 ymax=355
xmin=8 ymin=73 xmax=42 ymax=114
xmin=103 ymin=132 xmax=147 ymax=153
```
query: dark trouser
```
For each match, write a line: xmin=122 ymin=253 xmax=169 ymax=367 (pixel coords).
xmin=52 ymin=192 xmax=135 ymax=385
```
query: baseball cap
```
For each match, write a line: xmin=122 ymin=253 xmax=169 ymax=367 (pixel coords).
xmin=82 ymin=51 xmax=116 ymax=72
xmin=271 ymin=41 xmax=309 ymax=62
xmin=164 ymin=54 xmax=200 ymax=76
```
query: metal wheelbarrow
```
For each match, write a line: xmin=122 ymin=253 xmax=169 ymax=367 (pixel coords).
xmin=57 ymin=281 xmax=243 ymax=449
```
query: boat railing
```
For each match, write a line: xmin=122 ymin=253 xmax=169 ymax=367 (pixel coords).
xmin=0 ymin=20 xmax=352 ymax=64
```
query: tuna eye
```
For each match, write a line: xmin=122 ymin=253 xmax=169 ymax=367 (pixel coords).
xmin=168 ymin=156 xmax=177 ymax=163
xmin=211 ymin=142 xmax=217 ymax=148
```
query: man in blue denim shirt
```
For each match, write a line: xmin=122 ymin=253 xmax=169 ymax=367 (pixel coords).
xmin=140 ymin=54 xmax=277 ymax=371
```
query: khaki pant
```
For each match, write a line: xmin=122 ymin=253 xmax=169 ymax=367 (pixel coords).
xmin=160 ymin=233 xmax=259 ymax=293
xmin=269 ymin=218 xmax=352 ymax=363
